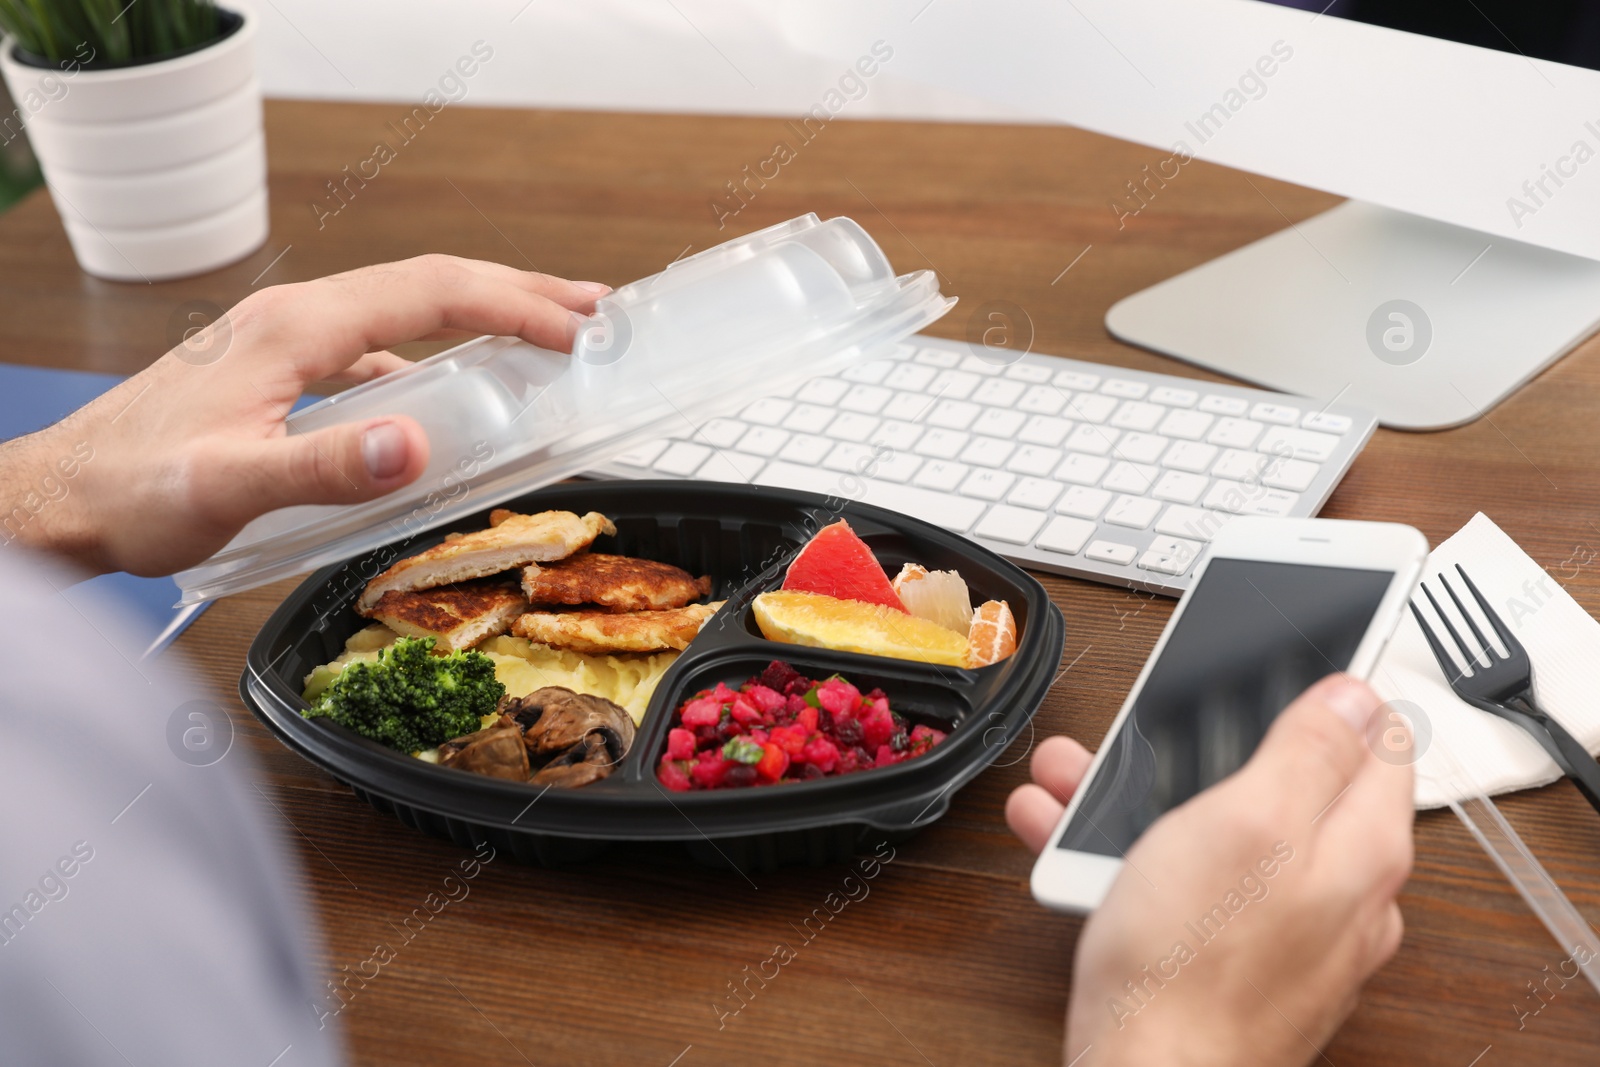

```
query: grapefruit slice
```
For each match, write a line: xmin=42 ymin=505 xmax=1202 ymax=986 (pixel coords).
xmin=782 ymin=521 xmax=906 ymax=612
xmin=753 ymin=591 xmax=969 ymax=667
xmin=967 ymin=600 xmax=1018 ymax=667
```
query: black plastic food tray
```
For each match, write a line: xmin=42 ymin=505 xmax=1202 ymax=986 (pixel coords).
xmin=242 ymin=481 xmax=1065 ymax=872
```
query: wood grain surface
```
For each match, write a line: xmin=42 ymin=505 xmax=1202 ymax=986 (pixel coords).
xmin=3 ymin=100 xmax=1600 ymax=1066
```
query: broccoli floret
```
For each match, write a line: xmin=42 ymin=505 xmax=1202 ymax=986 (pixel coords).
xmin=302 ymin=637 xmax=504 ymax=753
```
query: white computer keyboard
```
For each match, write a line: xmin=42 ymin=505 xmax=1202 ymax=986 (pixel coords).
xmin=588 ymin=335 xmax=1376 ymax=595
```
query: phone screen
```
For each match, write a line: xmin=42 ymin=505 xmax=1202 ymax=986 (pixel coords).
xmin=1056 ymin=557 xmax=1394 ymax=857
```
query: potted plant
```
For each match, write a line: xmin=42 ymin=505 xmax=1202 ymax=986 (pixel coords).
xmin=0 ymin=0 xmax=267 ymax=281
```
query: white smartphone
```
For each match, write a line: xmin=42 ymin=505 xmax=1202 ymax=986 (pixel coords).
xmin=1031 ymin=516 xmax=1428 ymax=913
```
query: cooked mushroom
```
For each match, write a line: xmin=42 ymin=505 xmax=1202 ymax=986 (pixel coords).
xmin=500 ymin=686 xmax=635 ymax=787
xmin=437 ymin=716 xmax=529 ymax=780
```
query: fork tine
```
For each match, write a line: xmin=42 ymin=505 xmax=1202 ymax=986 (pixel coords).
xmin=1456 ymin=564 xmax=1525 ymax=659
xmin=1421 ymin=578 xmax=1482 ymax=670
xmin=1410 ymin=599 xmax=1469 ymax=684
xmin=1440 ymin=571 xmax=1496 ymax=662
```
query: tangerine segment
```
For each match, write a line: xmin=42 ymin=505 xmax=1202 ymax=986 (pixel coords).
xmin=752 ymin=590 xmax=969 ymax=667
xmin=966 ymin=600 xmax=1018 ymax=667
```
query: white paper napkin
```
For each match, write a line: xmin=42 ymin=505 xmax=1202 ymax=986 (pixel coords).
xmin=1370 ymin=513 xmax=1600 ymax=809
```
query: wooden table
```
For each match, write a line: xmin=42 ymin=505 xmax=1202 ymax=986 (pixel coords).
xmin=3 ymin=101 xmax=1599 ymax=1066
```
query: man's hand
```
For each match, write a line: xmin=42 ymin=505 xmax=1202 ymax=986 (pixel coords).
xmin=1007 ymin=675 xmax=1413 ymax=1067
xmin=0 ymin=256 xmax=610 ymax=577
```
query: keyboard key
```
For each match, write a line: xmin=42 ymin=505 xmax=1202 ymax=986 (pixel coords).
xmin=1161 ymin=440 xmax=1217 ymax=473
xmin=1257 ymin=426 xmax=1339 ymax=462
xmin=1207 ymin=417 xmax=1264 ymax=449
xmin=1085 ymin=540 xmax=1138 ymax=566
xmin=698 ymin=450 xmax=765 ymax=482
xmin=873 ymin=452 xmax=922 ymax=483
xmin=1102 ymin=461 xmax=1159 ymax=494
xmin=1105 ymin=494 xmax=1161 ymax=529
xmin=915 ymin=347 xmax=962 ymax=367
xmin=1212 ymin=448 xmax=1268 ymax=481
xmin=1241 ymin=489 xmax=1300 ymax=516
xmin=882 ymin=392 xmax=935 ymax=421
xmin=778 ymin=433 xmax=832 ymax=465
xmin=823 ymin=443 xmax=876 ymax=473
xmin=1149 ymin=386 xmax=1198 ymax=407
xmin=1101 ymin=378 xmax=1149 ymax=399
xmin=654 ymin=441 xmax=711 ymax=476
xmin=1151 ymin=469 xmax=1209 ymax=504
xmin=1251 ymin=402 xmax=1301 ymax=425
xmin=960 ymin=354 xmax=1006 ymax=376
xmin=1065 ymin=394 xmax=1117 ymax=423
xmin=737 ymin=426 xmax=790 ymax=456
xmin=1065 ymin=424 xmax=1119 ymax=456
xmin=972 ymin=408 xmax=1026 ymax=439
xmin=974 ymin=504 xmax=1048 ymax=545
xmin=871 ymin=421 xmax=924 ymax=451
xmin=912 ymin=460 xmax=970 ymax=492
xmin=1114 ymin=432 xmax=1168 ymax=464
xmin=1261 ymin=457 xmax=1319 ymax=492
xmin=1198 ymin=394 xmax=1248 ymax=416
xmin=796 ymin=378 xmax=849 ymax=405
xmin=756 ymin=461 xmax=985 ymax=533
xmin=613 ymin=439 xmax=669 ymax=467
xmin=1037 ymin=516 xmax=1097 ymax=555
xmin=1008 ymin=477 xmax=1062 ymax=510
xmin=782 ymin=404 xmax=835 ymax=433
xmin=1057 ymin=485 xmax=1111 ymax=519
xmin=839 ymin=384 xmax=892 ymax=414
xmin=742 ymin=397 xmax=793 ymax=423
xmin=885 ymin=363 xmax=937 ymax=390
xmin=1111 ymin=401 xmax=1165 ymax=432
xmin=1158 ymin=409 xmax=1213 ymax=440
xmin=929 ymin=370 xmax=980 ymax=400
xmin=1204 ymin=480 xmax=1299 ymax=516
xmin=829 ymin=412 xmax=881 ymax=442
xmin=841 ymin=360 xmax=892 ymax=384
xmin=1139 ymin=535 xmax=1203 ymax=576
xmin=1155 ymin=504 xmax=1228 ymax=542
xmin=961 ymin=436 xmax=1015 ymax=468
xmin=1054 ymin=370 xmax=1101 ymax=391
xmin=1056 ymin=453 xmax=1110 ymax=486
xmin=1302 ymin=411 xmax=1353 ymax=433
xmin=914 ymin=429 xmax=969 ymax=459
xmin=973 ymin=378 xmax=1026 ymax=406
xmin=959 ymin=469 xmax=1015 ymax=501
xmin=1019 ymin=415 xmax=1072 ymax=447
xmin=928 ymin=399 xmax=981 ymax=429
xmin=1017 ymin=386 xmax=1067 ymax=415
xmin=1005 ymin=363 xmax=1053 ymax=383
xmin=1006 ymin=444 xmax=1062 ymax=476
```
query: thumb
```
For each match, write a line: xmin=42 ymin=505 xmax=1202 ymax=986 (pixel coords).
xmin=1240 ymin=674 xmax=1381 ymax=827
xmin=209 ymin=417 xmax=431 ymax=519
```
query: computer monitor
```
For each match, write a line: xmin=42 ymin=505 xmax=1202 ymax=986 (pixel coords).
xmin=782 ymin=1 xmax=1600 ymax=429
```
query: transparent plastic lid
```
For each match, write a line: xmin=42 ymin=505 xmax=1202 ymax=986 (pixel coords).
xmin=175 ymin=214 xmax=954 ymax=604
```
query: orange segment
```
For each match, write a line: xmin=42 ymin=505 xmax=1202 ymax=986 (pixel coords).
xmin=966 ymin=600 xmax=1018 ymax=667
xmin=752 ymin=590 xmax=969 ymax=667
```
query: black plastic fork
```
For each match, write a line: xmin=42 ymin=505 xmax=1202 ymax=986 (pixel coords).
xmin=1410 ymin=564 xmax=1600 ymax=815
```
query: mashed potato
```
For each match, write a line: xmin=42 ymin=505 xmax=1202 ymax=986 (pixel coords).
xmin=302 ymin=624 xmax=677 ymax=727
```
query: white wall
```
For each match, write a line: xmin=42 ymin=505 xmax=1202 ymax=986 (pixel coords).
xmin=253 ymin=0 xmax=1014 ymax=120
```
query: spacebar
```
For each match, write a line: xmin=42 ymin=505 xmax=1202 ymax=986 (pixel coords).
xmin=754 ymin=462 xmax=985 ymax=532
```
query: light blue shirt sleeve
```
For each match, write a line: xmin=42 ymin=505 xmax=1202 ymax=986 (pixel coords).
xmin=0 ymin=547 xmax=344 ymax=1067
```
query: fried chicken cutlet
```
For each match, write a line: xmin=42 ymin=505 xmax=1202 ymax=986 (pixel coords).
xmin=512 ymin=601 xmax=724 ymax=654
xmin=357 ymin=510 xmax=614 ymax=613
xmin=521 ymin=554 xmax=712 ymax=613
xmin=363 ymin=579 xmax=527 ymax=652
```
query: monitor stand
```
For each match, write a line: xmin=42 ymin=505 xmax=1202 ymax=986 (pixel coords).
xmin=1105 ymin=201 xmax=1600 ymax=431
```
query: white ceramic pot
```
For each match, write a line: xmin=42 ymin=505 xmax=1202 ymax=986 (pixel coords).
xmin=0 ymin=3 xmax=267 ymax=282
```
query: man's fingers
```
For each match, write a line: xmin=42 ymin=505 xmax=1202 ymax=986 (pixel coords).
xmin=234 ymin=256 xmax=607 ymax=383
xmin=1006 ymin=784 xmax=1066 ymax=856
xmin=1031 ymin=735 xmax=1094 ymax=805
xmin=1243 ymin=674 xmax=1381 ymax=827
xmin=199 ymin=416 xmax=430 ymax=522
xmin=1309 ymin=718 xmax=1415 ymax=897
xmin=323 ymin=350 xmax=414 ymax=386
